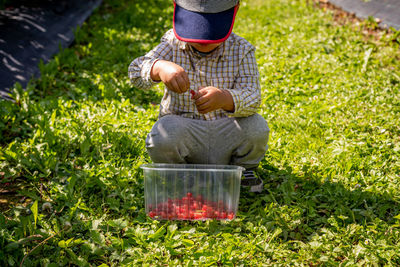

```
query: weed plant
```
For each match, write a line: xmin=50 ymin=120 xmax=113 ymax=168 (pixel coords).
xmin=1 ymin=0 xmax=399 ymax=265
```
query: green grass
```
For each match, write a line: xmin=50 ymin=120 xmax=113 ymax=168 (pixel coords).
xmin=1 ymin=0 xmax=400 ymax=265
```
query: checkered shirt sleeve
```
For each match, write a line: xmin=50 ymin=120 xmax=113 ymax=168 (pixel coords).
xmin=128 ymin=33 xmax=173 ymax=89
xmin=228 ymin=46 xmax=261 ymax=117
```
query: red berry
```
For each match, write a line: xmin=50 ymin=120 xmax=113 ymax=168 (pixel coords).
xmin=195 ymin=195 xmax=203 ymax=202
xmin=194 ymin=212 xmax=203 ymax=219
xmin=219 ymin=212 xmax=227 ymax=219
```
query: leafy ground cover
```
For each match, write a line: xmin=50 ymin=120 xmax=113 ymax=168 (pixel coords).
xmin=1 ymin=0 xmax=400 ymax=265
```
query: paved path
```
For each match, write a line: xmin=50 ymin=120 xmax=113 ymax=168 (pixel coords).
xmin=0 ymin=0 xmax=102 ymax=99
xmin=329 ymin=0 xmax=400 ymax=30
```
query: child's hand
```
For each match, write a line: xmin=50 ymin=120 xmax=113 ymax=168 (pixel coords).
xmin=150 ymin=60 xmax=190 ymax=93
xmin=191 ymin=87 xmax=234 ymax=114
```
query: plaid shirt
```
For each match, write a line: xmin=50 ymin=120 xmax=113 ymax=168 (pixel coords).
xmin=128 ymin=29 xmax=261 ymax=120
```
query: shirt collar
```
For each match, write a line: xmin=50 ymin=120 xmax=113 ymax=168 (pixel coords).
xmin=181 ymin=41 xmax=226 ymax=61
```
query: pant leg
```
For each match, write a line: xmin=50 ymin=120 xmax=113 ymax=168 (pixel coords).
xmin=211 ymin=114 xmax=269 ymax=169
xmin=145 ymin=115 xmax=209 ymax=164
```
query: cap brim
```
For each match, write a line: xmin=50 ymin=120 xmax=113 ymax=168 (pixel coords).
xmin=173 ymin=3 xmax=239 ymax=44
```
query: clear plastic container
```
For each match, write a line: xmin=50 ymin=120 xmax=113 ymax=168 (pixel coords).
xmin=141 ymin=164 xmax=244 ymax=220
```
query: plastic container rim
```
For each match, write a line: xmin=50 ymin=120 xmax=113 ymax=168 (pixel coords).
xmin=141 ymin=163 xmax=245 ymax=172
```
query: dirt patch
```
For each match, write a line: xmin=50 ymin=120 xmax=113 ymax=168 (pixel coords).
xmin=312 ymin=0 xmax=400 ymax=44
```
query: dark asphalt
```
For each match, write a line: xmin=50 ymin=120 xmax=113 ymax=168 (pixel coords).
xmin=0 ymin=0 xmax=102 ymax=99
xmin=329 ymin=0 xmax=400 ymax=30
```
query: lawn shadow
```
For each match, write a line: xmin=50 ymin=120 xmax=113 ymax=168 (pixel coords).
xmin=238 ymin=162 xmax=399 ymax=242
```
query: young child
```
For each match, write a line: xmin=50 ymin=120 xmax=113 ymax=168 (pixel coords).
xmin=129 ymin=0 xmax=269 ymax=192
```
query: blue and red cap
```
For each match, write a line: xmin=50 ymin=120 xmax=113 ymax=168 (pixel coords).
xmin=173 ymin=0 xmax=240 ymax=44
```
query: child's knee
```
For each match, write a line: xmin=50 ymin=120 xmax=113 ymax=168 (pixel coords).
xmin=241 ymin=114 xmax=269 ymax=145
xmin=145 ymin=116 xmax=188 ymax=151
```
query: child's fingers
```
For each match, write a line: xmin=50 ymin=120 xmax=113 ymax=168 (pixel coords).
xmin=196 ymin=101 xmax=211 ymax=113
xmin=197 ymin=102 xmax=216 ymax=114
xmin=167 ymin=80 xmax=182 ymax=93
xmin=177 ymin=74 xmax=190 ymax=93
xmin=176 ymin=76 xmax=188 ymax=93
xmin=167 ymin=77 xmax=187 ymax=93
xmin=192 ymin=89 xmax=207 ymax=100
xmin=164 ymin=81 xmax=174 ymax=92
xmin=194 ymin=92 xmax=209 ymax=105
xmin=183 ymin=74 xmax=190 ymax=91
xmin=197 ymin=86 xmax=205 ymax=94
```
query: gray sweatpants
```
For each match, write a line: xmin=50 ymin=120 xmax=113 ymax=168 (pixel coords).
xmin=145 ymin=114 xmax=269 ymax=169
